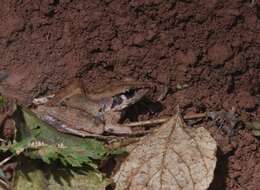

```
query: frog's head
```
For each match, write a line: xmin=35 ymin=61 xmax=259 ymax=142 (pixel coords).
xmin=86 ymin=80 xmax=151 ymax=113
xmin=110 ymin=84 xmax=149 ymax=111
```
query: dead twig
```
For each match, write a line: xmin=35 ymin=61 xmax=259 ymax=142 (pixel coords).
xmin=250 ymin=0 xmax=255 ymax=7
xmin=125 ymin=112 xmax=207 ymax=127
xmin=0 ymin=155 xmax=15 ymax=167
xmin=0 ymin=178 xmax=10 ymax=190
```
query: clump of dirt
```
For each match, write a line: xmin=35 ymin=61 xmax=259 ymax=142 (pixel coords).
xmin=0 ymin=0 xmax=259 ymax=189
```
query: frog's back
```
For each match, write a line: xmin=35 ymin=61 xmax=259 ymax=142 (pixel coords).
xmin=32 ymin=106 xmax=104 ymax=135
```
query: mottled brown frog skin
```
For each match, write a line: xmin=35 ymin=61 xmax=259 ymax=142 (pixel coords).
xmin=32 ymin=79 xmax=150 ymax=137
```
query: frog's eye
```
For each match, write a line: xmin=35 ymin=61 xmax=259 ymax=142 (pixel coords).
xmin=124 ymin=89 xmax=136 ymax=98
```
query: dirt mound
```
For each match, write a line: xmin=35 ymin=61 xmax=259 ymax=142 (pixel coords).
xmin=0 ymin=0 xmax=259 ymax=189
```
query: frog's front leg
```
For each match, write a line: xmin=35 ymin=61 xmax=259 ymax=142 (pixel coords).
xmin=104 ymin=123 xmax=133 ymax=135
xmin=104 ymin=124 xmax=150 ymax=136
xmin=103 ymin=112 xmax=150 ymax=136
xmin=103 ymin=112 xmax=132 ymax=135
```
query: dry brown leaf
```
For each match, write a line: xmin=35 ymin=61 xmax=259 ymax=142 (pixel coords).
xmin=113 ymin=113 xmax=217 ymax=190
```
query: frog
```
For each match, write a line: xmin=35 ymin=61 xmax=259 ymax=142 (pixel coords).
xmin=31 ymin=79 xmax=151 ymax=138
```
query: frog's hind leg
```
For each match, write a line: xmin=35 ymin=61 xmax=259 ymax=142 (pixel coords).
xmin=33 ymin=79 xmax=84 ymax=106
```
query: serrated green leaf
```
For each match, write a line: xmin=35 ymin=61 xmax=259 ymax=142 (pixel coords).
xmin=10 ymin=138 xmax=33 ymax=155
xmin=27 ymin=145 xmax=59 ymax=164
xmin=17 ymin=107 xmax=111 ymax=168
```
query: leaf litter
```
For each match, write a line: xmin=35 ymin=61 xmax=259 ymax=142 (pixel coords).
xmin=0 ymin=93 xmax=218 ymax=190
xmin=13 ymin=160 xmax=112 ymax=190
xmin=0 ymin=102 xmax=114 ymax=189
xmin=113 ymin=113 xmax=217 ymax=190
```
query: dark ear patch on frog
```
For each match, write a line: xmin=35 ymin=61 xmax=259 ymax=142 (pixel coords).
xmin=110 ymin=89 xmax=136 ymax=109
xmin=109 ymin=88 xmax=149 ymax=111
xmin=85 ymin=80 xmax=151 ymax=101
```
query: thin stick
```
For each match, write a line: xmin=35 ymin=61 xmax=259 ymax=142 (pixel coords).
xmin=125 ymin=112 xmax=207 ymax=128
xmin=0 ymin=178 xmax=10 ymax=190
xmin=183 ymin=112 xmax=207 ymax=120
xmin=0 ymin=155 xmax=14 ymax=166
xmin=125 ymin=118 xmax=169 ymax=127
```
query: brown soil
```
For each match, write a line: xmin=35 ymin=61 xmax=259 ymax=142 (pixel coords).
xmin=0 ymin=0 xmax=259 ymax=189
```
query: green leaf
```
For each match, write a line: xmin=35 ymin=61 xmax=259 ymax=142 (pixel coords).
xmin=13 ymin=159 xmax=112 ymax=190
xmin=48 ymin=169 xmax=112 ymax=190
xmin=12 ymin=107 xmax=112 ymax=168
xmin=10 ymin=138 xmax=33 ymax=155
